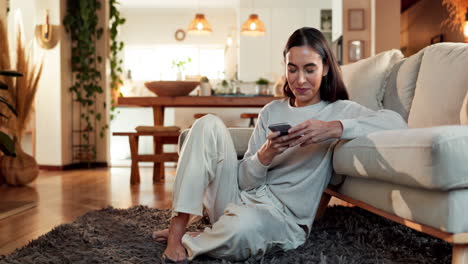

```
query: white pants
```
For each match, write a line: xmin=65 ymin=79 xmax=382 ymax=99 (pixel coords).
xmin=172 ymin=115 xmax=306 ymax=261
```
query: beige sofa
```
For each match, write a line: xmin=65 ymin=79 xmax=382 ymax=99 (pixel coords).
xmin=179 ymin=43 xmax=468 ymax=262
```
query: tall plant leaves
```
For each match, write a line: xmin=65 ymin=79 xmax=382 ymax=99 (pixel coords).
xmin=0 ymin=96 xmax=18 ymax=116
xmin=0 ymin=70 xmax=23 ymax=77
xmin=0 ymin=131 xmax=16 ymax=157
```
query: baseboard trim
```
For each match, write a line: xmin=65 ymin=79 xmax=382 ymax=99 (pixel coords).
xmin=39 ymin=162 xmax=108 ymax=171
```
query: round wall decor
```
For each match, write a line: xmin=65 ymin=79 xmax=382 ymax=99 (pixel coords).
xmin=175 ymin=29 xmax=186 ymax=41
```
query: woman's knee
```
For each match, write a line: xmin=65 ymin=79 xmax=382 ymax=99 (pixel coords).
xmin=190 ymin=114 xmax=228 ymax=140
xmin=192 ymin=114 xmax=224 ymax=129
xmin=224 ymin=206 xmax=264 ymax=236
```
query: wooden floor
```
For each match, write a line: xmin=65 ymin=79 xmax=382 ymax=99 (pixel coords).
xmin=0 ymin=167 xmax=175 ymax=255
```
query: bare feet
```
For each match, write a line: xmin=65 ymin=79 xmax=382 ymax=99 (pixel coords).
xmin=161 ymin=213 xmax=190 ymax=262
xmin=153 ymin=229 xmax=201 ymax=243
xmin=162 ymin=242 xmax=187 ymax=262
xmin=187 ymin=231 xmax=201 ymax=238
xmin=153 ymin=229 xmax=169 ymax=242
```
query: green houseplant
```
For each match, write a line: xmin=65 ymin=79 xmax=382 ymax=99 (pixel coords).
xmin=109 ymin=0 xmax=126 ymax=121
xmin=172 ymin=57 xmax=192 ymax=80
xmin=255 ymin=77 xmax=270 ymax=95
xmin=63 ymin=0 xmax=104 ymax=162
xmin=255 ymin=77 xmax=269 ymax=86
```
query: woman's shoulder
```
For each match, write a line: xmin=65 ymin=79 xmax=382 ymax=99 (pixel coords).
xmin=262 ymin=97 xmax=289 ymax=110
xmin=327 ymin=100 xmax=374 ymax=115
xmin=328 ymin=99 xmax=361 ymax=108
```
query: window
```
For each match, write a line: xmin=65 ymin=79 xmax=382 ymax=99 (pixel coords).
xmin=124 ymin=45 xmax=225 ymax=82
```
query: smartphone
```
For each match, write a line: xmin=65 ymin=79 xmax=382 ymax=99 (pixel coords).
xmin=268 ymin=122 xmax=292 ymax=136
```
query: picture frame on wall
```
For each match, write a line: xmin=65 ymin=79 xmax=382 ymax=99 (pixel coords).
xmin=348 ymin=9 xmax=365 ymax=31
xmin=320 ymin=9 xmax=332 ymax=44
xmin=349 ymin=40 xmax=364 ymax=62
xmin=320 ymin=9 xmax=332 ymax=32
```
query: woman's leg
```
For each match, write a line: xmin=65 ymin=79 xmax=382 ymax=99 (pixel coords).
xmin=161 ymin=115 xmax=241 ymax=260
xmin=181 ymin=203 xmax=306 ymax=261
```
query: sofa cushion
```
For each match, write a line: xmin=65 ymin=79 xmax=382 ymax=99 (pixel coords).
xmin=342 ymin=50 xmax=404 ymax=111
xmin=338 ymin=177 xmax=468 ymax=233
xmin=461 ymin=91 xmax=468 ymax=125
xmin=408 ymin=43 xmax=468 ymax=128
xmin=333 ymin=126 xmax=468 ymax=191
xmin=382 ymin=60 xmax=406 ymax=118
xmin=383 ymin=49 xmax=425 ymax=121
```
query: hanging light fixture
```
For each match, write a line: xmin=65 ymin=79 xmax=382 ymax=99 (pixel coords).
xmin=241 ymin=0 xmax=265 ymax=36
xmin=188 ymin=13 xmax=212 ymax=34
xmin=241 ymin=14 xmax=266 ymax=36
xmin=226 ymin=34 xmax=233 ymax=46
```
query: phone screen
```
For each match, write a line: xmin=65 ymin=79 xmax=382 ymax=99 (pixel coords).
xmin=268 ymin=123 xmax=291 ymax=136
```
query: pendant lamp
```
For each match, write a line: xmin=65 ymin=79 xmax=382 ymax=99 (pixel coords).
xmin=188 ymin=13 xmax=212 ymax=34
xmin=241 ymin=14 xmax=265 ymax=36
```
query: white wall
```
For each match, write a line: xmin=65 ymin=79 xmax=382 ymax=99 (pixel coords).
xmin=238 ymin=0 xmax=332 ymax=81
xmin=121 ymin=8 xmax=236 ymax=45
xmin=32 ymin=0 xmax=65 ymax=166
xmin=331 ymin=0 xmax=342 ymax=42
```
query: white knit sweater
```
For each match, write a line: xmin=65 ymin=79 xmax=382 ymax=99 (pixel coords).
xmin=237 ymin=99 xmax=408 ymax=231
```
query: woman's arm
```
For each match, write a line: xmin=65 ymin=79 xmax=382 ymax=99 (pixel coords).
xmin=338 ymin=106 xmax=408 ymax=139
xmin=237 ymin=106 xmax=297 ymax=190
xmin=237 ymin=110 xmax=270 ymax=190
xmin=286 ymin=101 xmax=408 ymax=146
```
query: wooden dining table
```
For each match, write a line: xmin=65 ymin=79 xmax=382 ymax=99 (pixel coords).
xmin=117 ymin=95 xmax=278 ymax=126
xmin=117 ymin=95 xmax=278 ymax=182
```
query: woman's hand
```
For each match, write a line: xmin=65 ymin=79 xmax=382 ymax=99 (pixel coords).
xmin=286 ymin=120 xmax=343 ymax=147
xmin=257 ymin=131 xmax=299 ymax=166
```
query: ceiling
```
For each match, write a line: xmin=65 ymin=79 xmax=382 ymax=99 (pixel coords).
xmin=119 ymin=0 xmax=240 ymax=9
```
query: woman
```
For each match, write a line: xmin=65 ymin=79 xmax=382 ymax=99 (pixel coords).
xmin=154 ymin=27 xmax=407 ymax=262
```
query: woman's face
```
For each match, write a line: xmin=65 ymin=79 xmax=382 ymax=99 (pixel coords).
xmin=285 ymin=45 xmax=329 ymax=107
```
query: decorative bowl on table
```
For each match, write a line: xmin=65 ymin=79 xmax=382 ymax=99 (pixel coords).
xmin=144 ymin=81 xmax=199 ymax=97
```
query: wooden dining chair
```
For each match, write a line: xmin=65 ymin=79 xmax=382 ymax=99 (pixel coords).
xmin=240 ymin=113 xmax=258 ymax=127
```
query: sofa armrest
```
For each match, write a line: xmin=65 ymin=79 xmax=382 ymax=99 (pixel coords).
xmin=333 ymin=125 xmax=468 ymax=190
xmin=178 ymin=128 xmax=254 ymax=158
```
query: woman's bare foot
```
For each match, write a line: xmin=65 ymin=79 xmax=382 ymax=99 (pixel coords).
xmin=153 ymin=229 xmax=200 ymax=243
xmin=162 ymin=213 xmax=190 ymax=261
xmin=162 ymin=242 xmax=187 ymax=262
xmin=187 ymin=231 xmax=201 ymax=238
xmin=153 ymin=229 xmax=169 ymax=242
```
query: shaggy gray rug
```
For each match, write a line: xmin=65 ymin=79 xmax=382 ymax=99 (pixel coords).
xmin=0 ymin=206 xmax=451 ymax=264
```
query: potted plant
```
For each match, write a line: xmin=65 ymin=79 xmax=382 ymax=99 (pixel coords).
xmin=199 ymin=76 xmax=211 ymax=96
xmin=0 ymin=70 xmax=19 ymax=186
xmin=255 ymin=77 xmax=270 ymax=95
xmin=0 ymin=20 xmax=42 ymax=186
xmin=172 ymin=57 xmax=192 ymax=80
xmin=0 ymin=70 xmax=19 ymax=158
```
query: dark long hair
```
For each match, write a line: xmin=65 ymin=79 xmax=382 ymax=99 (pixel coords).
xmin=283 ymin=27 xmax=348 ymax=102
